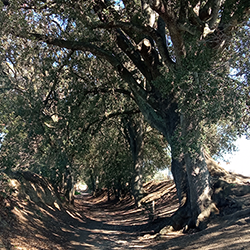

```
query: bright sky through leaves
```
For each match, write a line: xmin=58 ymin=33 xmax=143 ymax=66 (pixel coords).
xmin=220 ymin=137 xmax=250 ymax=176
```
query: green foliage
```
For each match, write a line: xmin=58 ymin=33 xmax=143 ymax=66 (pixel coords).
xmin=0 ymin=172 xmax=14 ymax=199
xmin=81 ymin=118 xmax=134 ymax=192
xmin=143 ymin=128 xmax=171 ymax=176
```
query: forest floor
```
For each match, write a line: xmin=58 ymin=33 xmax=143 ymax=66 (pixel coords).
xmin=1 ymin=178 xmax=250 ymax=250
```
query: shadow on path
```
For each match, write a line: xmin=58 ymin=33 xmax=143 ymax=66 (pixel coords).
xmin=63 ymin=193 xmax=174 ymax=250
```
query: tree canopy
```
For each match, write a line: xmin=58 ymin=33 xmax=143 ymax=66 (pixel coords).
xmin=0 ymin=0 xmax=249 ymax=231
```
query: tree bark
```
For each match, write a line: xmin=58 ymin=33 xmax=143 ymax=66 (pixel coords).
xmin=170 ymin=146 xmax=187 ymax=205
xmin=122 ymin=115 xmax=145 ymax=206
xmin=133 ymin=91 xmax=216 ymax=229
xmin=170 ymin=115 xmax=218 ymax=230
xmin=65 ymin=169 xmax=75 ymax=205
xmin=131 ymin=156 xmax=144 ymax=206
xmin=184 ymin=151 xmax=213 ymax=228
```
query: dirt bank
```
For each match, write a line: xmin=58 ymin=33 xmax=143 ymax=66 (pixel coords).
xmin=1 ymin=173 xmax=250 ymax=249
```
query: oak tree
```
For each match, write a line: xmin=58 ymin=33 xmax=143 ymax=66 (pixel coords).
xmin=0 ymin=0 xmax=249 ymax=229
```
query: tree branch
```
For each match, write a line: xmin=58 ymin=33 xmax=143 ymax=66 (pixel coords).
xmin=116 ymin=29 xmax=153 ymax=81
xmin=86 ymin=108 xmax=141 ymax=135
xmin=16 ymin=30 xmax=150 ymax=107
xmin=43 ymin=50 xmax=74 ymax=106
xmin=93 ymin=21 xmax=175 ymax=70
xmin=20 ymin=32 xmax=121 ymax=68
xmin=204 ymin=0 xmax=250 ymax=51
xmin=150 ymin=0 xmax=186 ymax=62
xmin=209 ymin=0 xmax=224 ymax=29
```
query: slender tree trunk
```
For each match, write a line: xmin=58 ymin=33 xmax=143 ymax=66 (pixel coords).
xmin=65 ymin=168 xmax=75 ymax=205
xmin=122 ymin=115 xmax=145 ymax=206
xmin=90 ymin=173 xmax=96 ymax=193
xmin=131 ymin=154 xmax=144 ymax=206
xmin=107 ymin=186 xmax=111 ymax=201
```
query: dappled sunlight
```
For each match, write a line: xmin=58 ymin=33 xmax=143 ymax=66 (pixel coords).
xmin=153 ymin=210 xmax=250 ymax=250
xmin=187 ymin=218 xmax=250 ymax=250
xmin=157 ymin=206 xmax=179 ymax=217
xmin=69 ymin=180 xmax=250 ymax=250
xmin=12 ymin=206 xmax=29 ymax=222
xmin=70 ymin=240 xmax=97 ymax=249
xmin=3 ymin=178 xmax=250 ymax=249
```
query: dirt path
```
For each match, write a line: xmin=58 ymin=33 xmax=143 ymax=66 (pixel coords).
xmin=62 ymin=193 xmax=160 ymax=250
xmin=2 ymin=186 xmax=250 ymax=249
xmin=55 ymin=192 xmax=250 ymax=250
xmin=67 ymin=193 xmax=250 ymax=250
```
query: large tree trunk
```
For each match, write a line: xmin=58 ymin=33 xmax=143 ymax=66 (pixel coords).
xmin=170 ymin=146 xmax=187 ymax=206
xmin=169 ymin=143 xmax=217 ymax=230
xmin=184 ymin=150 xmax=214 ymax=228
xmin=169 ymin=115 xmax=218 ymax=230
xmin=133 ymin=93 xmax=217 ymax=229
xmin=169 ymin=145 xmax=191 ymax=230
xmin=167 ymin=145 xmax=218 ymax=231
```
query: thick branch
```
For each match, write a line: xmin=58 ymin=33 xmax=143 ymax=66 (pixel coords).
xmin=116 ymin=29 xmax=153 ymax=81
xmin=91 ymin=1 xmax=175 ymax=76
xmin=137 ymin=38 xmax=160 ymax=77
xmin=205 ymin=0 xmax=249 ymax=51
xmin=88 ymin=108 xmax=141 ymax=135
xmin=209 ymin=0 xmax=224 ymax=29
xmin=156 ymin=17 xmax=176 ymax=70
xmin=141 ymin=1 xmax=156 ymax=27
xmin=20 ymin=33 xmax=121 ymax=68
xmin=94 ymin=21 xmax=175 ymax=70
xmin=17 ymin=27 xmax=171 ymax=142
xmin=17 ymin=31 xmax=150 ymax=106
xmin=149 ymin=0 xmax=186 ymax=62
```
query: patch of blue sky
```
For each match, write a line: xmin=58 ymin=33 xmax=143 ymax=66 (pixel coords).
xmin=229 ymin=68 xmax=247 ymax=83
xmin=114 ymin=0 xmax=124 ymax=9
xmin=49 ymin=14 xmax=73 ymax=34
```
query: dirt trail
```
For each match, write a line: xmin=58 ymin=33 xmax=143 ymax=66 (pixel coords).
xmin=1 ymin=181 xmax=250 ymax=249
xmin=68 ymin=193 xmax=153 ymax=250
xmin=65 ymin=192 xmax=250 ymax=250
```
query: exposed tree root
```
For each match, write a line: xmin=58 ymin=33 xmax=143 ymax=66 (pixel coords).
xmin=158 ymin=154 xmax=250 ymax=235
xmin=138 ymin=183 xmax=175 ymax=207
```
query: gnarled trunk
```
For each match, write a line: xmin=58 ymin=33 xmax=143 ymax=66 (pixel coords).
xmin=170 ymin=142 xmax=217 ymax=230
xmin=184 ymin=150 xmax=214 ymax=228
xmin=170 ymin=142 xmax=193 ymax=230
xmin=170 ymin=146 xmax=187 ymax=206
xmin=169 ymin=115 xmax=218 ymax=230
xmin=133 ymin=92 xmax=217 ymax=229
